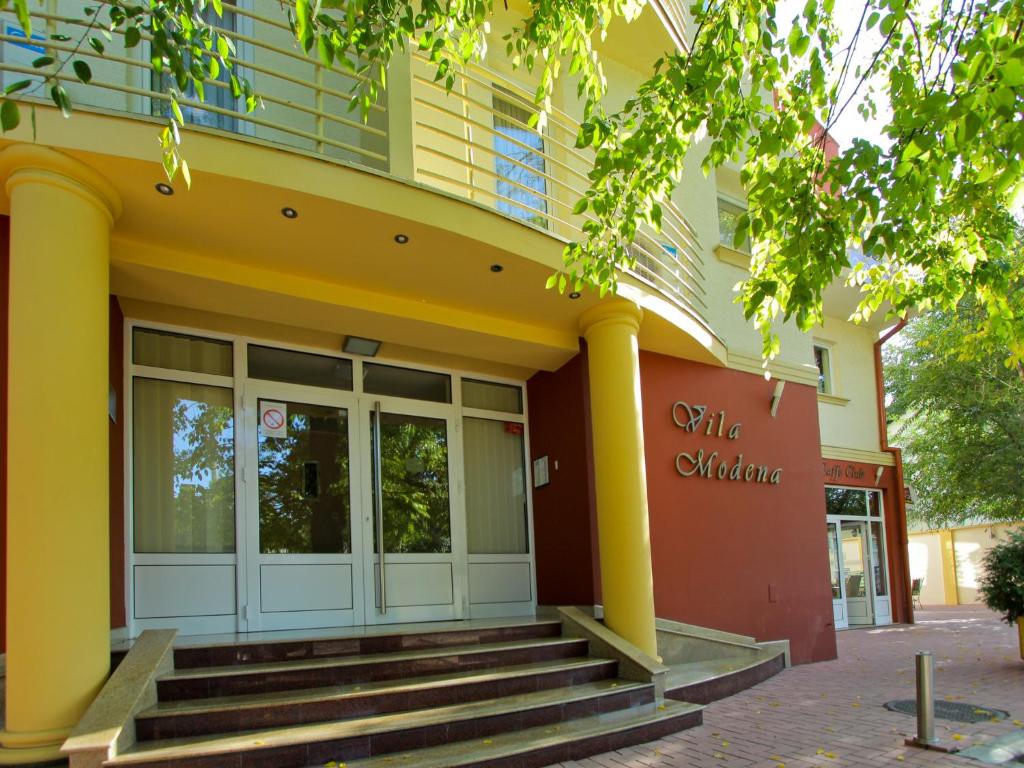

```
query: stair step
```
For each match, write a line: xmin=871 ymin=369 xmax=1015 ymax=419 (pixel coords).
xmin=137 ymin=657 xmax=619 ymax=740
xmin=339 ymin=699 xmax=703 ymax=768
xmin=157 ymin=637 xmax=590 ymax=701
xmin=664 ymin=651 xmax=785 ymax=705
xmin=173 ymin=620 xmax=563 ymax=670
xmin=108 ymin=681 xmax=658 ymax=767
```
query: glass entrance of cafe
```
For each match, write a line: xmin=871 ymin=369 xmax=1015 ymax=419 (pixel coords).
xmin=127 ymin=323 xmax=536 ymax=636
xmin=825 ymin=486 xmax=892 ymax=630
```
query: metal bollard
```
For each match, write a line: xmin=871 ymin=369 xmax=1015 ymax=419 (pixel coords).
xmin=915 ymin=651 xmax=938 ymax=746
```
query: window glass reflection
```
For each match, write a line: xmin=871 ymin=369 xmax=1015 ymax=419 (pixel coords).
xmin=871 ymin=521 xmax=888 ymax=596
xmin=373 ymin=412 xmax=451 ymax=553
xmin=259 ymin=401 xmax=350 ymax=554
xmin=825 ymin=487 xmax=867 ymax=516
xmin=827 ymin=523 xmax=841 ymax=599
xmin=133 ymin=378 xmax=235 ymax=553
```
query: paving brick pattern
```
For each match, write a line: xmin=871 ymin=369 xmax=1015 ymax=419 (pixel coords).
xmin=555 ymin=607 xmax=1024 ymax=768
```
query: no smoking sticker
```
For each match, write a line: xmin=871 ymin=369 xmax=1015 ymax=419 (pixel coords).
xmin=259 ymin=401 xmax=288 ymax=438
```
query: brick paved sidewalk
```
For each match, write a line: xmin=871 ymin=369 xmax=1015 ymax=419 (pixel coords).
xmin=559 ymin=606 xmax=1024 ymax=768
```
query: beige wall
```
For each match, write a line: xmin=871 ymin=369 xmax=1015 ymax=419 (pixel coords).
xmin=815 ymin=316 xmax=883 ymax=453
xmin=908 ymin=523 xmax=1022 ymax=605
xmin=907 ymin=532 xmax=947 ymax=605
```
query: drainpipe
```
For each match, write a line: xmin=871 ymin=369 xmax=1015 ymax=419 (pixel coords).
xmin=873 ymin=319 xmax=913 ymax=624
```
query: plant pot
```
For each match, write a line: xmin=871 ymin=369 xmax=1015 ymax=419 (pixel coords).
xmin=1018 ymin=617 xmax=1023 ymax=661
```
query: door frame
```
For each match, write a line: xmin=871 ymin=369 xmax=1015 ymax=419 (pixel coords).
xmin=123 ymin=317 xmax=537 ymax=639
xmin=826 ymin=485 xmax=892 ymax=629
xmin=358 ymin=396 xmax=467 ymax=625
xmin=240 ymin=379 xmax=366 ymax=632
xmin=839 ymin=520 xmax=874 ymax=626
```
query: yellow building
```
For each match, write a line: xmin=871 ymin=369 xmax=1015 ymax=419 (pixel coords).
xmin=908 ymin=521 xmax=1023 ymax=607
xmin=0 ymin=2 xmax=911 ymax=764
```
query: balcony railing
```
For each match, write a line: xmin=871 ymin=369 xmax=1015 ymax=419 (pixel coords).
xmin=0 ymin=1 xmax=706 ymax=324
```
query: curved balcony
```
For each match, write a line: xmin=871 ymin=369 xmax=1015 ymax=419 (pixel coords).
xmin=0 ymin=1 xmax=707 ymax=327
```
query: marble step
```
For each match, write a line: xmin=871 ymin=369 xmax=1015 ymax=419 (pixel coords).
xmin=157 ymin=637 xmax=591 ymax=701
xmin=108 ymin=680 xmax=657 ymax=768
xmin=664 ymin=651 xmax=785 ymax=705
xmin=336 ymin=699 xmax=703 ymax=768
xmin=173 ymin=620 xmax=563 ymax=670
xmin=137 ymin=656 xmax=619 ymax=740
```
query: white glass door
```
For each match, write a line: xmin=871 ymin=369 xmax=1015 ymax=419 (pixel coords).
xmin=828 ymin=523 xmax=848 ymax=630
xmin=361 ymin=398 xmax=464 ymax=624
xmin=243 ymin=382 xmax=365 ymax=631
xmin=841 ymin=521 xmax=874 ymax=626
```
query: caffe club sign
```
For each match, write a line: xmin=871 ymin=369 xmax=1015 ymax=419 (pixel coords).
xmin=672 ymin=401 xmax=783 ymax=485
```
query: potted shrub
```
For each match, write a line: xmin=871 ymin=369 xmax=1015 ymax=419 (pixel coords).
xmin=977 ymin=528 xmax=1024 ymax=660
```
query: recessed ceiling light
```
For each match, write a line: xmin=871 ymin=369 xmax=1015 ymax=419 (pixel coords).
xmin=155 ymin=183 xmax=174 ymax=196
xmin=394 ymin=234 xmax=409 ymax=244
xmin=342 ymin=335 xmax=382 ymax=357
xmin=490 ymin=264 xmax=504 ymax=273
xmin=281 ymin=207 xmax=298 ymax=219
xmin=569 ymin=291 xmax=582 ymax=299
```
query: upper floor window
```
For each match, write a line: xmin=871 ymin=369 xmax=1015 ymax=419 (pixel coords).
xmin=152 ymin=0 xmax=240 ymax=133
xmin=814 ymin=344 xmax=833 ymax=394
xmin=717 ymin=197 xmax=749 ymax=252
xmin=492 ymin=88 xmax=548 ymax=229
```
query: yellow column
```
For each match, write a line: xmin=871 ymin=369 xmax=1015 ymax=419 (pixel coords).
xmin=0 ymin=145 xmax=120 ymax=764
xmin=580 ymin=298 xmax=658 ymax=658
xmin=938 ymin=529 xmax=959 ymax=606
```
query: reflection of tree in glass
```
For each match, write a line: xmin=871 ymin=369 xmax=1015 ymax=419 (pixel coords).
xmin=171 ymin=395 xmax=234 ymax=552
xmin=377 ymin=415 xmax=451 ymax=554
xmin=259 ymin=404 xmax=350 ymax=554
xmin=825 ymin=487 xmax=868 ymax=517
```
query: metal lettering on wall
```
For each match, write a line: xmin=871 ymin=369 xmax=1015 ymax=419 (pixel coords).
xmin=823 ymin=461 xmax=866 ymax=482
xmin=672 ymin=401 xmax=782 ymax=485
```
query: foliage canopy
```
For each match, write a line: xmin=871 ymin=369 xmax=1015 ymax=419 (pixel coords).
xmin=977 ymin=527 xmax=1024 ymax=625
xmin=885 ymin=297 xmax=1024 ymax=528
xmin=1 ymin=0 xmax=1023 ymax=360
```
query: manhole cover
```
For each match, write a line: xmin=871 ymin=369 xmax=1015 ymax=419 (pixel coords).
xmin=884 ymin=700 xmax=1010 ymax=723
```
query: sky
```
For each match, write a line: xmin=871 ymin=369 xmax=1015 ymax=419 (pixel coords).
xmin=777 ymin=0 xmax=894 ymax=151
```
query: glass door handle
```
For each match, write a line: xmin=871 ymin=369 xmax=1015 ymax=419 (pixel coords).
xmin=373 ymin=400 xmax=387 ymax=614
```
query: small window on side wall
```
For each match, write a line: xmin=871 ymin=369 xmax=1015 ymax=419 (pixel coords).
xmin=814 ymin=344 xmax=833 ymax=394
xmin=717 ymin=197 xmax=750 ymax=252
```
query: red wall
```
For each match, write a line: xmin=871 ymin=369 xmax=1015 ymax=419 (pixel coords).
xmin=639 ymin=352 xmax=838 ymax=664
xmin=822 ymin=458 xmax=912 ymax=624
xmin=110 ymin=297 xmax=126 ymax=630
xmin=527 ymin=351 xmax=600 ymax=606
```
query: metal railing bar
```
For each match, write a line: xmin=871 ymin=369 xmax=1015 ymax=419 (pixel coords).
xmin=413 ymin=73 xmax=588 ymax=160
xmin=0 ymin=63 xmax=388 ymax=161
xmin=413 ymin=94 xmax=594 ymax=186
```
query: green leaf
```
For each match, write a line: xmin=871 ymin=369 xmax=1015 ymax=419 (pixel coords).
xmin=31 ymin=56 xmax=55 ymax=68
xmin=14 ymin=0 xmax=31 ymax=37
xmin=125 ymin=26 xmax=141 ymax=48
xmin=3 ymin=80 xmax=31 ymax=95
xmin=0 ymin=100 xmax=20 ymax=132
xmin=50 ymin=84 xmax=71 ymax=118
xmin=73 ymin=60 xmax=92 ymax=84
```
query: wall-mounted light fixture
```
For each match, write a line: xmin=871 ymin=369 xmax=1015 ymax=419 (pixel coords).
xmin=155 ymin=183 xmax=174 ymax=196
xmin=770 ymin=380 xmax=786 ymax=418
xmin=281 ymin=207 xmax=299 ymax=219
xmin=875 ymin=466 xmax=885 ymax=485
xmin=343 ymin=336 xmax=382 ymax=357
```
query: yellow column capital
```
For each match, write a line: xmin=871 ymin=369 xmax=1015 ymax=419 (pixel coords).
xmin=579 ymin=297 xmax=643 ymax=338
xmin=0 ymin=144 xmax=122 ymax=224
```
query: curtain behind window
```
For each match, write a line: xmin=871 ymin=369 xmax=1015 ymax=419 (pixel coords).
xmin=464 ymin=417 xmax=528 ymax=554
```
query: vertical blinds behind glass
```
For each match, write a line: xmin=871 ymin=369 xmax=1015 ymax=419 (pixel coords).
xmin=464 ymin=417 xmax=528 ymax=554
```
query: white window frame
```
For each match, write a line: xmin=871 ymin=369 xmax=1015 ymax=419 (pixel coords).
xmin=813 ymin=340 xmax=836 ymax=395
xmin=824 ymin=485 xmax=892 ymax=628
xmin=123 ymin=317 xmax=537 ymax=638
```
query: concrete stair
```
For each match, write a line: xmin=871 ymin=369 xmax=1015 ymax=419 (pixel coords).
xmin=103 ymin=620 xmax=704 ymax=768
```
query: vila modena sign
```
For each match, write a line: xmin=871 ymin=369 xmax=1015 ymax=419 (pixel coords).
xmin=672 ymin=401 xmax=783 ymax=485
